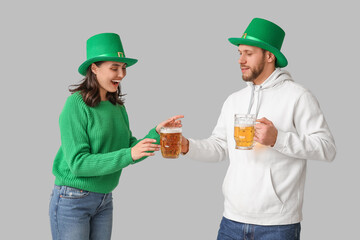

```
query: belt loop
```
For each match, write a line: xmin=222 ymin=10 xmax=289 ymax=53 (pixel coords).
xmin=61 ymin=185 xmax=67 ymax=197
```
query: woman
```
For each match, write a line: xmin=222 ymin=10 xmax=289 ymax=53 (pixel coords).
xmin=49 ymin=33 xmax=183 ymax=240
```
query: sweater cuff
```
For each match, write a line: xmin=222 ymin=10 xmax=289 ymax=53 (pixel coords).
xmin=123 ymin=148 xmax=136 ymax=165
xmin=273 ymin=130 xmax=287 ymax=152
xmin=132 ymin=127 xmax=160 ymax=164
xmin=148 ymin=127 xmax=160 ymax=144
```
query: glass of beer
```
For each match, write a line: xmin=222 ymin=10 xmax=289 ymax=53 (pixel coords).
xmin=234 ymin=114 xmax=256 ymax=150
xmin=160 ymin=127 xmax=182 ymax=158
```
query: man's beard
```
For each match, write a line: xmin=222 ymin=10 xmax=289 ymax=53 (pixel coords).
xmin=241 ymin=58 xmax=266 ymax=82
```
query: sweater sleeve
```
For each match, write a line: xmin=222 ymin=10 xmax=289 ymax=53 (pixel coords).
xmin=60 ymin=97 xmax=133 ymax=177
xmin=186 ymin=102 xmax=228 ymax=162
xmin=273 ymin=91 xmax=336 ymax=161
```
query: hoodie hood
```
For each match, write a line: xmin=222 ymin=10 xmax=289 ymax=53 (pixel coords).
xmin=246 ymin=68 xmax=293 ymax=89
xmin=246 ymin=68 xmax=294 ymax=117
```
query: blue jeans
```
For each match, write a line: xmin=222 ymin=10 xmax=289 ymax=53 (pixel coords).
xmin=49 ymin=185 xmax=113 ymax=240
xmin=217 ymin=217 xmax=301 ymax=240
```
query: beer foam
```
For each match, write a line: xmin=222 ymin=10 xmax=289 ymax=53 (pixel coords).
xmin=160 ymin=128 xmax=182 ymax=133
xmin=235 ymin=124 xmax=254 ymax=128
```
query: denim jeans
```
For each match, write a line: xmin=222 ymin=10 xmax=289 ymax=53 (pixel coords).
xmin=217 ymin=217 xmax=301 ymax=240
xmin=49 ymin=185 xmax=113 ymax=240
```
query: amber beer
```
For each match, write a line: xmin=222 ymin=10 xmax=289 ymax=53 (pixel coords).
xmin=160 ymin=127 xmax=182 ymax=158
xmin=234 ymin=114 xmax=256 ymax=150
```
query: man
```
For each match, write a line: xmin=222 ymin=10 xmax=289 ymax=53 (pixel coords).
xmin=181 ymin=18 xmax=336 ymax=240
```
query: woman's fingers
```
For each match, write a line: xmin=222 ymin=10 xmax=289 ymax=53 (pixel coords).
xmin=139 ymin=139 xmax=160 ymax=151
xmin=140 ymin=152 xmax=156 ymax=157
xmin=143 ymin=144 xmax=160 ymax=151
xmin=163 ymin=116 xmax=184 ymax=128
xmin=170 ymin=115 xmax=185 ymax=121
xmin=164 ymin=115 xmax=184 ymax=125
xmin=156 ymin=115 xmax=184 ymax=133
xmin=140 ymin=138 xmax=157 ymax=144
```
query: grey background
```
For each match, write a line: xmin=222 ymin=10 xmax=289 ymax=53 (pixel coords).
xmin=1 ymin=0 xmax=359 ymax=239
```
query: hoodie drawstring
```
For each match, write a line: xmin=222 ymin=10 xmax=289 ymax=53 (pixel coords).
xmin=255 ymin=86 xmax=262 ymax=119
xmin=247 ymin=84 xmax=255 ymax=115
xmin=247 ymin=84 xmax=262 ymax=119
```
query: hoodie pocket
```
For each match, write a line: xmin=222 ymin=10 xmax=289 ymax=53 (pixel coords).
xmin=223 ymin=166 xmax=285 ymax=214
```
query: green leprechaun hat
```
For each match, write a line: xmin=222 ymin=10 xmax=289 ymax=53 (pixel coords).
xmin=228 ymin=18 xmax=288 ymax=68
xmin=78 ymin=33 xmax=138 ymax=76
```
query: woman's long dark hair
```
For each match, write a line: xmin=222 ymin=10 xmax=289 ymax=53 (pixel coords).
xmin=69 ymin=61 xmax=125 ymax=107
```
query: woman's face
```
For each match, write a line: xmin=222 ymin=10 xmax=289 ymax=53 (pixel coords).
xmin=91 ymin=61 xmax=127 ymax=100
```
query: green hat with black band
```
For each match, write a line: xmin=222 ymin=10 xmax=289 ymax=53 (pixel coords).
xmin=228 ymin=18 xmax=288 ymax=68
xmin=78 ymin=33 xmax=138 ymax=76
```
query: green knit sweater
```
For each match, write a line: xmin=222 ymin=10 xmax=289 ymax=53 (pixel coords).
xmin=52 ymin=92 xmax=160 ymax=193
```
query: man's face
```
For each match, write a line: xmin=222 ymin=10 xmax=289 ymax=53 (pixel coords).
xmin=238 ymin=45 xmax=266 ymax=82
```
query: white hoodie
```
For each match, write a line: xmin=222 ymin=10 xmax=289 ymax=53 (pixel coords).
xmin=187 ymin=68 xmax=336 ymax=225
